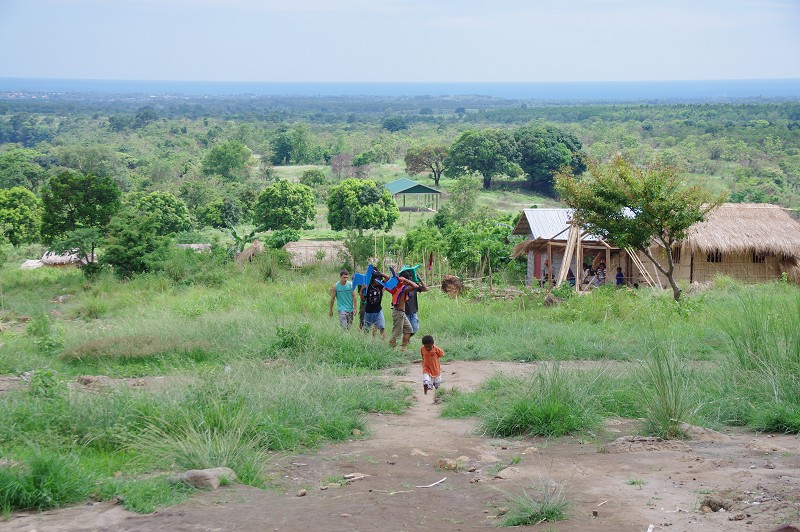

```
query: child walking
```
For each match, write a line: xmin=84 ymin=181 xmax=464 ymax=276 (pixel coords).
xmin=420 ymin=335 xmax=444 ymax=395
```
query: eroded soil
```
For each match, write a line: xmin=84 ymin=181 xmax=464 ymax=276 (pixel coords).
xmin=5 ymin=360 xmax=800 ymax=531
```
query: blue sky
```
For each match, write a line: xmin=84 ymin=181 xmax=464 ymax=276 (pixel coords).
xmin=0 ymin=0 xmax=798 ymax=82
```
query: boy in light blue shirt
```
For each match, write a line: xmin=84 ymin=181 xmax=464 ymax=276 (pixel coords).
xmin=329 ymin=269 xmax=357 ymax=329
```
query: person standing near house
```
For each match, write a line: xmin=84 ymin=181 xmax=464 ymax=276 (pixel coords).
xmin=616 ymin=266 xmax=625 ymax=287
xmin=400 ymin=269 xmax=428 ymax=338
xmin=329 ymin=269 xmax=357 ymax=329
xmin=596 ymin=262 xmax=607 ymax=286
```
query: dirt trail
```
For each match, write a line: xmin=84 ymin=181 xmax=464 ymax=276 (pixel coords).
xmin=5 ymin=360 xmax=800 ymax=531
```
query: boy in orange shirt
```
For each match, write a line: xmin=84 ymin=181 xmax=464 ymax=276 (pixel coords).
xmin=420 ymin=334 xmax=444 ymax=395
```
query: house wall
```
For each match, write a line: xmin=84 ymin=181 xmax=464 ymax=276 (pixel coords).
xmin=631 ymin=248 xmax=784 ymax=286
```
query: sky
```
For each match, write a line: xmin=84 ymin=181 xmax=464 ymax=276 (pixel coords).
xmin=0 ymin=0 xmax=799 ymax=82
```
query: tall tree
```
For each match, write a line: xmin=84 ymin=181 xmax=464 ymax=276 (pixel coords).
xmin=253 ymin=180 xmax=316 ymax=230
xmin=515 ymin=125 xmax=586 ymax=192
xmin=127 ymin=191 xmax=193 ymax=236
xmin=556 ymin=156 xmax=722 ymax=301
xmin=0 ymin=186 xmax=41 ymax=246
xmin=444 ymin=129 xmax=520 ymax=189
xmin=0 ymin=148 xmax=48 ymax=192
xmin=40 ymin=171 xmax=121 ymax=245
xmin=201 ymin=140 xmax=252 ymax=180
xmin=327 ymin=179 xmax=399 ymax=233
xmin=405 ymin=145 xmax=449 ymax=187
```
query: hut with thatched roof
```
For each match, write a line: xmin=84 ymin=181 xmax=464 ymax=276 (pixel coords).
xmin=513 ymin=203 xmax=800 ymax=288
xmin=670 ymin=203 xmax=800 ymax=284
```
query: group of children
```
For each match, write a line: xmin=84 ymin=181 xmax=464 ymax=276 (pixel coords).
xmin=328 ymin=267 xmax=443 ymax=397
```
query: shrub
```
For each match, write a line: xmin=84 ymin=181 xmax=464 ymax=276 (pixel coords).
xmin=500 ymin=482 xmax=569 ymax=527
xmin=0 ymin=450 xmax=93 ymax=512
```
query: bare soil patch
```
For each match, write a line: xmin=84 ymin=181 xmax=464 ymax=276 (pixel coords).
xmin=5 ymin=360 xmax=800 ymax=531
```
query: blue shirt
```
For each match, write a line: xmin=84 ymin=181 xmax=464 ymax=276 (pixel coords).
xmin=336 ymin=281 xmax=354 ymax=312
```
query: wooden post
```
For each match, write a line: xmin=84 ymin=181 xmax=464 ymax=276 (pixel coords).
xmin=488 ymin=249 xmax=493 ymax=292
xmin=576 ymin=237 xmax=583 ymax=292
xmin=605 ymin=246 xmax=611 ymax=285
xmin=547 ymin=242 xmax=553 ymax=288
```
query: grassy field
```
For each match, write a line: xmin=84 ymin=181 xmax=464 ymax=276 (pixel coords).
xmin=1 ymin=247 xmax=798 ymax=515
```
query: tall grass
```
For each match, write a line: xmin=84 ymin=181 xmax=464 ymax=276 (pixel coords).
xmin=442 ymin=365 xmax=600 ymax=437
xmin=716 ymin=289 xmax=800 ymax=432
xmin=499 ymin=480 xmax=569 ymax=527
xmin=637 ymin=343 xmax=697 ymax=439
xmin=0 ymin=448 xmax=93 ymax=513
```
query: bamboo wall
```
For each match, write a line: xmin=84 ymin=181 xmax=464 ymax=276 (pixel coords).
xmin=631 ymin=248 xmax=784 ymax=286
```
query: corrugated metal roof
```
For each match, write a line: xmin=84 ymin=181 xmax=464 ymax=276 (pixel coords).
xmin=512 ymin=208 xmax=603 ymax=242
xmin=384 ymin=178 xmax=441 ymax=195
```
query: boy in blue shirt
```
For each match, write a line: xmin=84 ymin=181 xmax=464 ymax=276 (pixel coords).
xmin=329 ymin=269 xmax=357 ymax=329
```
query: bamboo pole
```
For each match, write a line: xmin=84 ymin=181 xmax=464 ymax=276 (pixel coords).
xmin=488 ymin=249 xmax=493 ymax=292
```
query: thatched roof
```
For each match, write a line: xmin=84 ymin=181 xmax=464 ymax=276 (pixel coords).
xmin=683 ymin=203 xmax=800 ymax=257
xmin=41 ymin=250 xmax=85 ymax=266
xmin=235 ymin=240 xmax=265 ymax=264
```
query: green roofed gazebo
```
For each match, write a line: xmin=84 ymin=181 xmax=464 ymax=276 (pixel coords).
xmin=384 ymin=178 xmax=441 ymax=211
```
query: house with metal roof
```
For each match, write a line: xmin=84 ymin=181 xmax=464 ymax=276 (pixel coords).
xmin=384 ymin=178 xmax=441 ymax=211
xmin=511 ymin=208 xmax=621 ymax=287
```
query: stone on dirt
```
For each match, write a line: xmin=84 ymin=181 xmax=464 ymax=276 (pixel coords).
xmin=435 ymin=458 xmax=463 ymax=471
xmin=699 ymin=496 xmax=730 ymax=512
xmin=170 ymin=467 xmax=237 ymax=490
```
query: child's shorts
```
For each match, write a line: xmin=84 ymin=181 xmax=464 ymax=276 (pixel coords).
xmin=423 ymin=373 xmax=441 ymax=388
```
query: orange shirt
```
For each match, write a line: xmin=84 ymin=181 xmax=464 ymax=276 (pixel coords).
xmin=421 ymin=345 xmax=444 ymax=377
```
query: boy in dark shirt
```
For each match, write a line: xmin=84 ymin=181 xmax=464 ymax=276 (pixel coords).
xmin=363 ymin=272 xmax=389 ymax=338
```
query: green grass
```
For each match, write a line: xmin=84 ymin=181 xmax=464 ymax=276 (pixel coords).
xmin=441 ymin=365 xmax=601 ymax=437
xmin=499 ymin=482 xmax=569 ymax=527
xmin=2 ymin=253 xmax=800 ymax=516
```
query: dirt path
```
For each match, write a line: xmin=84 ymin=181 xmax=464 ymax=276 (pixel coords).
xmin=5 ymin=361 xmax=800 ymax=531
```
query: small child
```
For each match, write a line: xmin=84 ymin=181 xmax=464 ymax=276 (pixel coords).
xmin=420 ymin=334 xmax=444 ymax=395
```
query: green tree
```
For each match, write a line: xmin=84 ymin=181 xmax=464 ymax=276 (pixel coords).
xmin=55 ymin=144 xmax=130 ymax=188
xmin=40 ymin=171 xmax=121 ymax=244
xmin=270 ymin=125 xmax=313 ymax=165
xmin=0 ymin=186 xmax=41 ymax=246
xmin=382 ymin=116 xmax=408 ymax=133
xmin=201 ymin=140 xmax=252 ymax=180
xmin=405 ymin=145 xmax=449 ymax=187
xmin=195 ymin=198 xmax=243 ymax=229
xmin=0 ymin=148 xmax=48 ymax=191
xmin=555 ymin=156 xmax=722 ymax=301
xmin=133 ymin=106 xmax=159 ymax=129
xmin=179 ymin=180 xmax=218 ymax=211
xmin=102 ymin=209 xmax=170 ymax=278
xmin=127 ymin=191 xmax=193 ymax=236
xmin=515 ymin=125 xmax=586 ymax=192
xmin=444 ymin=129 xmax=520 ymax=189
xmin=327 ymin=179 xmax=399 ymax=233
xmin=299 ymin=168 xmax=327 ymax=187
xmin=444 ymin=215 xmax=518 ymax=272
xmin=433 ymin=176 xmax=481 ymax=227
xmin=253 ymin=180 xmax=315 ymax=230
